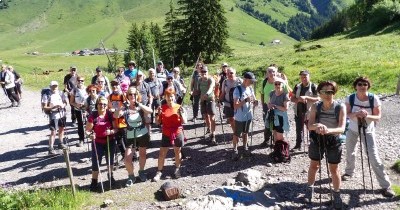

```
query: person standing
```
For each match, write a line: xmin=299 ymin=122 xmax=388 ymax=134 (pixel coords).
xmin=261 ymin=66 xmax=288 ymax=147
xmin=97 ymin=76 xmax=110 ymax=98
xmin=41 ymin=81 xmax=68 ymax=155
xmin=115 ymin=66 xmax=131 ymax=93
xmin=133 ymin=71 xmax=153 ymax=133
xmin=1 ymin=65 xmax=20 ymax=107
xmin=64 ymin=66 xmax=78 ymax=125
xmin=70 ymin=76 xmax=88 ymax=147
xmin=219 ymin=67 xmax=242 ymax=137
xmin=156 ymin=61 xmax=170 ymax=83
xmin=124 ymin=61 xmax=138 ymax=82
xmin=9 ymin=66 xmax=23 ymax=100
xmin=306 ymin=81 xmax=346 ymax=208
xmin=85 ymin=84 xmax=100 ymax=115
xmin=189 ymin=62 xmax=203 ymax=122
xmin=144 ymin=68 xmax=162 ymax=124
xmin=162 ymin=74 xmax=184 ymax=105
xmin=198 ymin=66 xmax=217 ymax=144
xmin=341 ymin=77 xmax=395 ymax=198
xmin=91 ymin=67 xmax=111 ymax=94
xmin=291 ymin=70 xmax=318 ymax=151
xmin=218 ymin=62 xmax=229 ymax=92
xmin=231 ymin=72 xmax=258 ymax=160
xmin=153 ymin=89 xmax=185 ymax=182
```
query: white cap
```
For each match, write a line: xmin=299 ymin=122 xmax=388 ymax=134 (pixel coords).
xmin=50 ymin=81 xmax=59 ymax=86
xmin=273 ymin=77 xmax=285 ymax=84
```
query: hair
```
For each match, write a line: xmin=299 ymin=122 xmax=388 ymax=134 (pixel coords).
xmin=352 ymin=76 xmax=371 ymax=90
xmin=127 ymin=87 xmax=142 ymax=102
xmin=95 ymin=96 xmax=108 ymax=110
xmin=266 ymin=66 xmax=278 ymax=72
xmin=96 ymin=75 xmax=105 ymax=83
xmin=227 ymin=67 xmax=236 ymax=74
xmin=317 ymin=80 xmax=338 ymax=94
xmin=164 ymin=88 xmax=176 ymax=97
xmin=86 ymin=84 xmax=100 ymax=94
xmin=77 ymin=76 xmax=85 ymax=81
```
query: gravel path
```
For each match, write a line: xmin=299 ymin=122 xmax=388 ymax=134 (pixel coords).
xmin=0 ymin=90 xmax=399 ymax=209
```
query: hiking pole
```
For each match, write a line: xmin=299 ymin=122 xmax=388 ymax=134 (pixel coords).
xmin=217 ymin=100 xmax=226 ymax=144
xmin=106 ymin=135 xmax=112 ymax=190
xmin=361 ymin=118 xmax=375 ymax=196
xmin=203 ymin=101 xmax=206 ymax=141
xmin=250 ymin=102 xmax=255 ymax=147
xmin=100 ymin=40 xmax=116 ymax=77
xmin=323 ymin=135 xmax=334 ymax=205
xmin=358 ymin=119 xmax=367 ymax=196
xmin=317 ymin=134 xmax=323 ymax=209
xmin=302 ymin=113 xmax=306 ymax=154
xmin=92 ymin=140 xmax=104 ymax=193
xmin=192 ymin=97 xmax=197 ymax=138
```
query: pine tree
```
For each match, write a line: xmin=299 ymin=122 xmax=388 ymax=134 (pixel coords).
xmin=161 ymin=0 xmax=180 ymax=68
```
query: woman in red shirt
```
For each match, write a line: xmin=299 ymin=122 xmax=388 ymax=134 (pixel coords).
xmin=153 ymin=89 xmax=185 ymax=182
xmin=85 ymin=96 xmax=117 ymax=192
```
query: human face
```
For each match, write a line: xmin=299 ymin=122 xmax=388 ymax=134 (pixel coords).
xmin=267 ymin=70 xmax=277 ymax=79
xmin=227 ymin=70 xmax=235 ymax=79
xmin=274 ymin=82 xmax=282 ymax=90
xmin=50 ymin=85 xmax=58 ymax=91
xmin=97 ymin=80 xmax=105 ymax=86
xmin=300 ymin=74 xmax=310 ymax=85
xmin=149 ymin=71 xmax=155 ymax=78
xmin=196 ymin=64 xmax=203 ymax=71
xmin=97 ymin=100 xmax=108 ymax=111
xmin=89 ymin=89 xmax=97 ymax=96
xmin=165 ymin=94 xmax=175 ymax=105
xmin=70 ymin=68 xmax=77 ymax=75
xmin=200 ymin=70 xmax=208 ymax=78
xmin=356 ymin=81 xmax=369 ymax=93
xmin=167 ymin=77 xmax=173 ymax=83
xmin=319 ymin=85 xmax=335 ymax=100
xmin=128 ymin=64 xmax=135 ymax=70
xmin=127 ymin=91 xmax=137 ymax=103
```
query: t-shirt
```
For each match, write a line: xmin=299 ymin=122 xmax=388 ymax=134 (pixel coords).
xmin=157 ymin=69 xmax=169 ymax=83
xmin=137 ymin=82 xmax=151 ymax=105
xmin=317 ymin=102 xmax=344 ymax=129
xmin=72 ymin=86 xmax=88 ymax=110
xmin=126 ymin=109 xmax=148 ymax=139
xmin=41 ymin=91 xmax=67 ymax=120
xmin=198 ymin=77 xmax=215 ymax=101
xmin=88 ymin=111 xmax=114 ymax=144
xmin=269 ymin=91 xmax=289 ymax=107
xmin=345 ymin=94 xmax=381 ymax=133
xmin=221 ymin=78 xmax=242 ymax=107
xmin=63 ymin=74 xmax=77 ymax=91
xmin=233 ymin=85 xmax=255 ymax=122
xmin=262 ymin=79 xmax=288 ymax=103
xmin=124 ymin=68 xmax=138 ymax=80
xmin=160 ymin=103 xmax=183 ymax=137
xmin=145 ymin=78 xmax=162 ymax=98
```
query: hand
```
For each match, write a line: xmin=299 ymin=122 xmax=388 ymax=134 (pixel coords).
xmin=356 ymin=109 xmax=368 ymax=118
xmin=106 ymin=129 xmax=113 ymax=136
xmin=315 ymin=124 xmax=328 ymax=135
xmin=299 ymin=96 xmax=307 ymax=103
xmin=253 ymin=100 xmax=259 ymax=107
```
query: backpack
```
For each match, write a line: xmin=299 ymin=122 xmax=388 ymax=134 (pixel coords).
xmin=229 ymin=85 xmax=243 ymax=108
xmin=349 ymin=93 xmax=374 ymax=112
xmin=271 ymin=140 xmax=291 ymax=163
xmin=41 ymin=88 xmax=64 ymax=115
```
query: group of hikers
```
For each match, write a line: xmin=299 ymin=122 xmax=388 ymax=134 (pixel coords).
xmin=38 ymin=60 xmax=395 ymax=208
xmin=1 ymin=64 xmax=23 ymax=107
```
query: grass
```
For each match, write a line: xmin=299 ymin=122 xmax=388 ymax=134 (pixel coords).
xmin=0 ymin=187 xmax=90 ymax=209
xmin=393 ymin=160 xmax=400 ymax=173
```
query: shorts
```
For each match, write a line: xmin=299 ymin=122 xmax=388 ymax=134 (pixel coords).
xmin=200 ymin=100 xmax=216 ymax=115
xmin=234 ymin=120 xmax=251 ymax=137
xmin=273 ymin=115 xmax=284 ymax=133
xmin=308 ymin=133 xmax=342 ymax=164
xmin=126 ymin=133 xmax=150 ymax=148
xmin=161 ymin=133 xmax=184 ymax=147
xmin=223 ymin=106 xmax=234 ymax=118
xmin=49 ymin=117 xmax=67 ymax=131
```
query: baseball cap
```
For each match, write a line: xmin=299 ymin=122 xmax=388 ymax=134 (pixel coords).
xmin=222 ymin=62 xmax=228 ymax=67
xmin=137 ymin=70 xmax=145 ymax=76
xmin=50 ymin=81 xmax=59 ymax=86
xmin=167 ymin=74 xmax=174 ymax=80
xmin=266 ymin=66 xmax=277 ymax=72
xmin=201 ymin=66 xmax=208 ymax=72
xmin=128 ymin=60 xmax=136 ymax=66
xmin=96 ymin=67 xmax=102 ymax=72
xmin=243 ymin=72 xmax=256 ymax=82
xmin=299 ymin=70 xmax=310 ymax=75
xmin=70 ymin=65 xmax=77 ymax=70
xmin=157 ymin=61 xmax=163 ymax=65
xmin=274 ymin=77 xmax=285 ymax=84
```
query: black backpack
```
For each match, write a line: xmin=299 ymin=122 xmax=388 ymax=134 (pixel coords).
xmin=228 ymin=85 xmax=243 ymax=108
xmin=271 ymin=140 xmax=291 ymax=163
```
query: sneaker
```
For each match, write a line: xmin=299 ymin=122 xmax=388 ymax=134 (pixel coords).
xmin=125 ymin=175 xmax=136 ymax=187
xmin=48 ymin=147 xmax=56 ymax=155
xmin=174 ymin=168 xmax=181 ymax=179
xmin=58 ymin=143 xmax=67 ymax=150
xmin=90 ymin=179 xmax=98 ymax=192
xmin=231 ymin=150 xmax=240 ymax=161
xmin=16 ymin=102 xmax=21 ymax=107
xmin=304 ymin=185 xmax=314 ymax=203
xmin=152 ymin=171 xmax=162 ymax=182
xmin=381 ymin=187 xmax=395 ymax=198
xmin=341 ymin=174 xmax=352 ymax=181
xmin=138 ymin=170 xmax=147 ymax=182
xmin=76 ymin=141 xmax=83 ymax=147
xmin=332 ymin=191 xmax=343 ymax=209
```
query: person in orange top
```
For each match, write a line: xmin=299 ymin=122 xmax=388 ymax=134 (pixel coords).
xmin=153 ymin=89 xmax=185 ymax=182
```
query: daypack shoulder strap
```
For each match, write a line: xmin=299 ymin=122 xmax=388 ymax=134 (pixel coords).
xmin=368 ymin=93 xmax=375 ymax=111
xmin=262 ymin=78 xmax=268 ymax=90
xmin=349 ymin=93 xmax=356 ymax=111
xmin=316 ymin=101 xmax=323 ymax=123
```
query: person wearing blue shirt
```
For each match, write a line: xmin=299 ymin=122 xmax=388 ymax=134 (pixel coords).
xmin=124 ymin=61 xmax=138 ymax=82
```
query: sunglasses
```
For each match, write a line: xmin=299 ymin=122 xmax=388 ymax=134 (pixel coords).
xmin=274 ymin=83 xmax=282 ymax=86
xmin=167 ymin=78 xmax=173 ymax=80
xmin=128 ymin=93 xmax=136 ymax=96
xmin=98 ymin=103 xmax=107 ymax=106
xmin=357 ymin=83 xmax=368 ymax=87
xmin=97 ymin=81 xmax=105 ymax=83
xmin=320 ymin=90 xmax=335 ymax=95
xmin=71 ymin=69 xmax=76 ymax=71
xmin=78 ymin=80 xmax=84 ymax=82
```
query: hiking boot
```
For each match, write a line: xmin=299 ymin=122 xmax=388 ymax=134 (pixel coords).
xmin=341 ymin=174 xmax=352 ymax=181
xmin=48 ymin=147 xmax=56 ymax=155
xmin=16 ymin=102 xmax=21 ymax=107
xmin=260 ymin=141 xmax=269 ymax=148
xmin=304 ymin=185 xmax=314 ymax=203
xmin=332 ymin=191 xmax=343 ymax=209
xmin=90 ymin=179 xmax=98 ymax=192
xmin=381 ymin=187 xmax=395 ymax=198
xmin=174 ymin=168 xmax=181 ymax=179
xmin=138 ymin=170 xmax=147 ymax=182
xmin=76 ymin=141 xmax=83 ymax=147
xmin=210 ymin=134 xmax=217 ymax=145
xmin=152 ymin=171 xmax=162 ymax=182
xmin=58 ymin=143 xmax=67 ymax=150
xmin=125 ymin=175 xmax=136 ymax=187
xmin=108 ymin=176 xmax=117 ymax=187
xmin=290 ymin=144 xmax=301 ymax=152
xmin=231 ymin=150 xmax=240 ymax=161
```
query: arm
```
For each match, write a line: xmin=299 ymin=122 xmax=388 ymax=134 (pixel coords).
xmin=219 ymin=80 xmax=226 ymax=102
xmin=155 ymin=107 xmax=162 ymax=125
xmin=205 ymin=77 xmax=215 ymax=96
xmin=366 ymin=105 xmax=381 ymax=121
xmin=138 ymin=103 xmax=153 ymax=114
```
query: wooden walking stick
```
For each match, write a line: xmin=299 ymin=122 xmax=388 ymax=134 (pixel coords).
xmin=63 ymin=148 xmax=76 ymax=197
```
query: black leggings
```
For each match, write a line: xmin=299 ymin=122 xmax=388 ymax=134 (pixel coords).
xmin=6 ymin=88 xmax=19 ymax=103
xmin=74 ymin=109 xmax=85 ymax=141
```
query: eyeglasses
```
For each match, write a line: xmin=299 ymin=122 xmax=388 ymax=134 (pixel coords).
xmin=128 ymin=93 xmax=136 ymax=96
xmin=274 ymin=83 xmax=282 ymax=86
xmin=357 ymin=83 xmax=368 ymax=87
xmin=167 ymin=78 xmax=173 ymax=80
xmin=320 ymin=90 xmax=335 ymax=95
xmin=98 ymin=103 xmax=107 ymax=106
xmin=90 ymin=89 xmax=97 ymax=92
